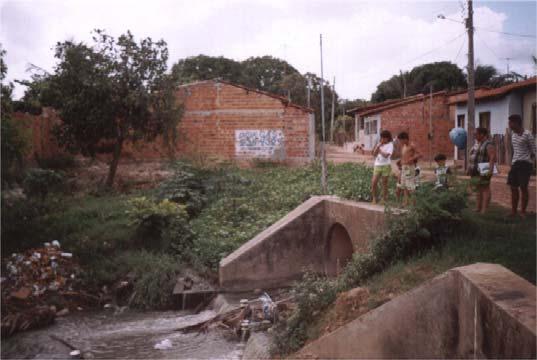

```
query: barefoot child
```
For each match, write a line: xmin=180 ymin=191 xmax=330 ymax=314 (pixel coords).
xmin=433 ymin=153 xmax=452 ymax=189
xmin=371 ymin=130 xmax=394 ymax=204
xmin=397 ymin=132 xmax=422 ymax=206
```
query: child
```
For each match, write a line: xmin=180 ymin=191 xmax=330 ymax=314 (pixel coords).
xmin=434 ymin=153 xmax=452 ymax=189
xmin=414 ymin=161 xmax=421 ymax=190
xmin=371 ymin=130 xmax=394 ymax=204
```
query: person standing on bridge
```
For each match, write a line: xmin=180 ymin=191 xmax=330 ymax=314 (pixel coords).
xmin=398 ymin=132 xmax=422 ymax=207
xmin=371 ymin=130 xmax=394 ymax=204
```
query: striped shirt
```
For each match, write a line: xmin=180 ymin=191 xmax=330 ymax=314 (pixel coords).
xmin=511 ymin=129 xmax=536 ymax=164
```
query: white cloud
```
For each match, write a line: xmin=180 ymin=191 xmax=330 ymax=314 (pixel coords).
xmin=1 ymin=0 xmax=535 ymax=100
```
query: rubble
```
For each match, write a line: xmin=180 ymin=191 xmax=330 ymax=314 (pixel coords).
xmin=1 ymin=243 xmax=95 ymax=338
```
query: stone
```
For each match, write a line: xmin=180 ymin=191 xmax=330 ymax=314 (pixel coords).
xmin=56 ymin=308 xmax=69 ymax=317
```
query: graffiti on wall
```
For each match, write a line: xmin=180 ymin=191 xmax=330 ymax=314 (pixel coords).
xmin=235 ymin=129 xmax=285 ymax=158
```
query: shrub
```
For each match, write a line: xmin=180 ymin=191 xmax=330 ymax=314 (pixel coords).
xmin=126 ymin=197 xmax=193 ymax=252
xmin=22 ymin=168 xmax=64 ymax=200
xmin=156 ymin=161 xmax=208 ymax=216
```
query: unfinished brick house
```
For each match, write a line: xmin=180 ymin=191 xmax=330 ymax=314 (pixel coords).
xmin=347 ymin=92 xmax=453 ymax=161
xmin=170 ymin=80 xmax=315 ymax=163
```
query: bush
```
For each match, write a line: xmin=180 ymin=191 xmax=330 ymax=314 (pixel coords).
xmin=126 ymin=197 xmax=193 ymax=252
xmin=156 ymin=161 xmax=208 ymax=216
xmin=22 ymin=168 xmax=64 ymax=200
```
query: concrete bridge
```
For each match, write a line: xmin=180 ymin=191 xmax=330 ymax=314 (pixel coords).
xmin=219 ymin=196 xmax=385 ymax=291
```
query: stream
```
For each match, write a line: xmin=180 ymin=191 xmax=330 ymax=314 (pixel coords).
xmin=1 ymin=309 xmax=242 ymax=359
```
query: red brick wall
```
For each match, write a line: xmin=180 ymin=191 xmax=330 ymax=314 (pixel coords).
xmin=380 ymin=95 xmax=453 ymax=160
xmin=23 ymin=81 xmax=314 ymax=164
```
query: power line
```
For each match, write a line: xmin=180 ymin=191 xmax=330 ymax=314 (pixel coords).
xmin=402 ymin=32 xmax=466 ymax=67
xmin=475 ymin=31 xmax=501 ymax=61
xmin=438 ymin=16 xmax=536 ymax=39
xmin=454 ymin=36 xmax=466 ymax=63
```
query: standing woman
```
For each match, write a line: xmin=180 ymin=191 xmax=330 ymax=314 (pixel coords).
xmin=469 ymin=127 xmax=496 ymax=214
xmin=371 ymin=130 xmax=394 ymax=204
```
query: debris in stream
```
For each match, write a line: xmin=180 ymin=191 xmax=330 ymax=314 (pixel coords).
xmin=1 ymin=242 xmax=96 ymax=338
xmin=154 ymin=338 xmax=173 ymax=350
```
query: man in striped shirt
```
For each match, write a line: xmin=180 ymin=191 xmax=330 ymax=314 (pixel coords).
xmin=508 ymin=114 xmax=536 ymax=218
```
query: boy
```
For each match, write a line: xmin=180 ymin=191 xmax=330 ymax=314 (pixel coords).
xmin=433 ymin=153 xmax=452 ymax=189
xmin=398 ymin=132 xmax=422 ymax=206
xmin=371 ymin=130 xmax=394 ymax=204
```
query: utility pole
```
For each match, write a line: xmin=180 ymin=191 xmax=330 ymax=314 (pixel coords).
xmin=428 ymin=84 xmax=433 ymax=167
xmin=307 ymin=77 xmax=312 ymax=108
xmin=330 ymin=77 xmax=336 ymax=143
xmin=465 ymin=0 xmax=475 ymax=171
xmin=320 ymin=34 xmax=327 ymax=194
xmin=505 ymin=57 xmax=511 ymax=74
xmin=400 ymin=70 xmax=406 ymax=98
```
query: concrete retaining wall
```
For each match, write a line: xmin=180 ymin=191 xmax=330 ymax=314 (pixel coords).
xmin=299 ymin=263 xmax=536 ymax=359
xmin=219 ymin=196 xmax=385 ymax=291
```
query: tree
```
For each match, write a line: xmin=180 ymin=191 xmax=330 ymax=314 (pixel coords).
xmin=474 ymin=65 xmax=498 ymax=87
xmin=240 ymin=56 xmax=300 ymax=94
xmin=1 ymin=48 xmax=30 ymax=186
xmin=48 ymin=30 xmax=181 ymax=187
xmin=171 ymin=55 xmax=242 ymax=84
xmin=371 ymin=61 xmax=466 ymax=102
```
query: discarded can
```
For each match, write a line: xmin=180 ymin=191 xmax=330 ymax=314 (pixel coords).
xmin=52 ymin=240 xmax=61 ymax=248
xmin=69 ymin=349 xmax=81 ymax=359
xmin=61 ymin=252 xmax=73 ymax=258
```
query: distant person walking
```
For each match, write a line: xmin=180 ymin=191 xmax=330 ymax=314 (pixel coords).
xmin=468 ymin=127 xmax=496 ymax=214
xmin=507 ymin=114 xmax=536 ymax=218
xmin=397 ymin=132 xmax=421 ymax=207
xmin=371 ymin=130 xmax=394 ymax=204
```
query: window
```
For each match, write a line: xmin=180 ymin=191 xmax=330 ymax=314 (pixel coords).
xmin=457 ymin=114 xmax=465 ymax=128
xmin=364 ymin=119 xmax=378 ymax=135
xmin=479 ymin=112 xmax=491 ymax=130
xmin=360 ymin=117 xmax=364 ymax=130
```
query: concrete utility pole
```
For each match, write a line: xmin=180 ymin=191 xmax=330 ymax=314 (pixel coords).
xmin=307 ymin=77 xmax=312 ymax=108
xmin=320 ymin=34 xmax=328 ymax=194
xmin=505 ymin=57 xmax=511 ymax=74
xmin=465 ymin=0 xmax=475 ymax=171
xmin=400 ymin=70 xmax=407 ymax=98
xmin=429 ymin=84 xmax=433 ymax=167
xmin=330 ymin=77 xmax=336 ymax=143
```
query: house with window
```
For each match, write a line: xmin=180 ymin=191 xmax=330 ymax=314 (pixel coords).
xmin=347 ymin=92 xmax=453 ymax=162
xmin=447 ymin=77 xmax=537 ymax=161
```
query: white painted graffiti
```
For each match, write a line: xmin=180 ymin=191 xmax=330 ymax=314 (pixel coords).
xmin=235 ymin=129 xmax=285 ymax=157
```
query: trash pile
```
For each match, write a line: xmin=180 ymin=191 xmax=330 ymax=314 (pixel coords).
xmin=1 ymin=241 xmax=94 ymax=338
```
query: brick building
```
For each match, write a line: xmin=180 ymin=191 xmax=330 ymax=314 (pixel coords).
xmin=17 ymin=80 xmax=316 ymax=164
xmin=171 ymin=80 xmax=315 ymax=163
xmin=347 ymin=92 xmax=453 ymax=161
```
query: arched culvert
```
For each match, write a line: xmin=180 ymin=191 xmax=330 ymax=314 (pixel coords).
xmin=324 ymin=223 xmax=354 ymax=277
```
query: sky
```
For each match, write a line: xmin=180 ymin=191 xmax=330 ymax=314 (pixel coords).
xmin=1 ymin=0 xmax=536 ymax=101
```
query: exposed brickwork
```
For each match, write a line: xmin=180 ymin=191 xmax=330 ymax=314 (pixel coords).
xmin=20 ymin=81 xmax=314 ymax=164
xmin=379 ymin=94 xmax=453 ymax=161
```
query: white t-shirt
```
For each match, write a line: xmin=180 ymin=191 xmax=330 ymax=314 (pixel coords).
xmin=374 ymin=142 xmax=393 ymax=166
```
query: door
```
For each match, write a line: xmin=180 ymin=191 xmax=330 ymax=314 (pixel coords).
xmin=363 ymin=117 xmax=379 ymax=150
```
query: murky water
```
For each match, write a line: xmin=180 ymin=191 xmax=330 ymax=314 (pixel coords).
xmin=1 ymin=309 xmax=242 ymax=359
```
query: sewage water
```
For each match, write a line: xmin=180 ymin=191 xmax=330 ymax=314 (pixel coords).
xmin=1 ymin=309 xmax=242 ymax=359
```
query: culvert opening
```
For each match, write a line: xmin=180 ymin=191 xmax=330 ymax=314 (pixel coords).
xmin=324 ymin=223 xmax=354 ymax=277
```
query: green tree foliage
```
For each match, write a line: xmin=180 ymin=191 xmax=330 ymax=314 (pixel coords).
xmin=1 ymin=48 xmax=30 ymax=186
xmin=474 ymin=64 xmax=498 ymax=87
xmin=171 ymin=54 xmax=242 ymax=84
xmin=240 ymin=55 xmax=300 ymax=94
xmin=46 ymin=30 xmax=182 ymax=187
xmin=371 ymin=61 xmax=466 ymax=102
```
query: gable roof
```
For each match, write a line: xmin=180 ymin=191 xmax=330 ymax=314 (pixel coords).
xmin=448 ymin=77 xmax=537 ymax=105
xmin=178 ymin=79 xmax=314 ymax=113
xmin=348 ymin=91 xmax=448 ymax=117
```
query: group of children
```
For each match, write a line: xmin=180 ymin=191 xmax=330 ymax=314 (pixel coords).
xmin=358 ymin=130 xmax=452 ymax=206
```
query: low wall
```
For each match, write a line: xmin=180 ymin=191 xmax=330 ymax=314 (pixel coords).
xmin=219 ymin=196 xmax=385 ymax=291
xmin=299 ymin=263 xmax=536 ymax=359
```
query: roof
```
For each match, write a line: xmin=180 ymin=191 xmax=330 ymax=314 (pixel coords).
xmin=448 ymin=77 xmax=537 ymax=105
xmin=178 ymin=79 xmax=314 ymax=113
xmin=349 ymin=91 xmax=448 ymax=117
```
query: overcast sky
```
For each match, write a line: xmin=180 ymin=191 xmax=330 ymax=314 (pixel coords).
xmin=1 ymin=0 xmax=535 ymax=101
